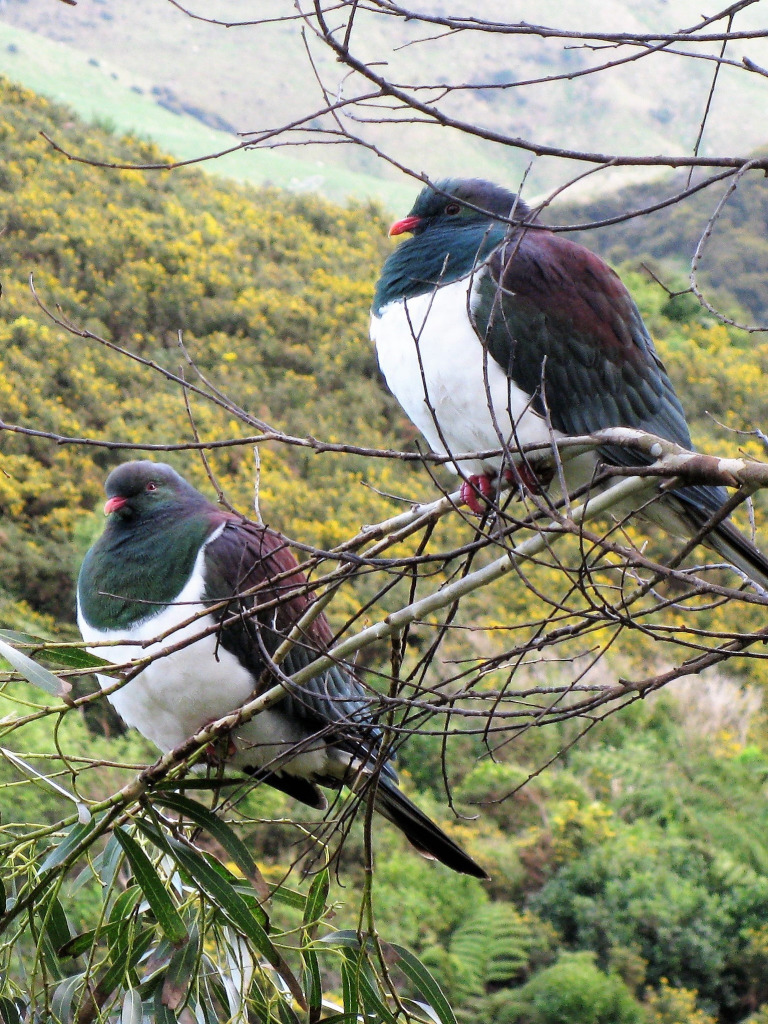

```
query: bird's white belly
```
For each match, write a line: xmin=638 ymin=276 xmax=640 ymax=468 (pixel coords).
xmin=78 ymin=547 xmax=328 ymax=778
xmin=372 ymin=277 xmax=553 ymax=477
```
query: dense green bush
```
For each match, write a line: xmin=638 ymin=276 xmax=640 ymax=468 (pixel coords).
xmin=486 ymin=951 xmax=643 ymax=1024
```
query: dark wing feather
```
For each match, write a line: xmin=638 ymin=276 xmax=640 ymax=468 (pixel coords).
xmin=475 ymin=229 xmax=728 ymax=516
xmin=202 ymin=518 xmax=386 ymax=762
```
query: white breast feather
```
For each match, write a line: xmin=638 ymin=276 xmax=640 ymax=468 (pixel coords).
xmin=371 ymin=274 xmax=554 ymax=477
xmin=78 ymin=525 xmax=329 ymax=779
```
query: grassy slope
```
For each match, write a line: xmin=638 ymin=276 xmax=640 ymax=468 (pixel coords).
xmin=3 ymin=0 xmax=768 ymax=203
xmin=0 ymin=21 xmax=413 ymax=210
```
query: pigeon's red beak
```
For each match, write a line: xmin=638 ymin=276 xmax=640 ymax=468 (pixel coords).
xmin=388 ymin=215 xmax=423 ymax=237
xmin=104 ymin=496 xmax=128 ymax=515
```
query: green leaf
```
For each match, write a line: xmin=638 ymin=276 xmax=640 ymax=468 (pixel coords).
xmin=39 ymin=819 xmax=97 ymax=874
xmin=356 ymin=965 xmax=398 ymax=1024
xmin=0 ymin=997 xmax=25 ymax=1024
xmin=161 ymin=928 xmax=200 ymax=1010
xmin=301 ymin=867 xmax=329 ymax=1021
xmin=109 ymin=885 xmax=142 ymax=927
xmin=302 ymin=949 xmax=321 ymax=1020
xmin=121 ymin=989 xmax=143 ymax=1024
xmin=59 ymin=920 xmax=121 ymax=959
xmin=39 ymin=892 xmax=72 ymax=954
xmin=320 ymin=940 xmax=398 ymax=1024
xmin=302 ymin=866 xmax=329 ymax=932
xmin=98 ymin=928 xmax=154 ymax=1001
xmin=113 ymin=827 xmax=188 ymax=946
xmin=0 ymin=635 xmax=68 ymax=696
xmin=51 ymin=973 xmax=84 ymax=1022
xmin=97 ymin=834 xmax=123 ymax=889
xmin=390 ymin=944 xmax=457 ymax=1024
xmin=165 ymin=838 xmax=273 ymax=962
xmin=319 ymin=929 xmax=366 ymax=949
xmin=0 ymin=631 xmax=110 ymax=669
xmin=153 ymin=994 xmax=177 ymax=1024
xmin=341 ymin=954 xmax=360 ymax=1022
xmin=278 ymin=1003 xmax=302 ymax=1024
xmin=270 ymin=884 xmax=306 ymax=911
xmin=152 ymin=791 xmax=260 ymax=885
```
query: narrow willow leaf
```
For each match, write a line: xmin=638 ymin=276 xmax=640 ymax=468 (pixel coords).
xmin=39 ymin=819 xmax=96 ymax=874
xmin=324 ymin=944 xmax=397 ymax=1024
xmin=301 ymin=867 xmax=329 ymax=1020
xmin=121 ymin=989 xmax=143 ymax=1024
xmin=154 ymin=989 xmax=178 ymax=1024
xmin=0 ymin=997 xmax=24 ymax=1024
xmin=166 ymin=838 xmax=307 ymax=1011
xmin=269 ymin=884 xmax=306 ymax=911
xmin=97 ymin=834 xmax=123 ymax=889
xmin=340 ymin=955 xmax=360 ymax=1022
xmin=390 ymin=944 xmax=457 ymax=1024
xmin=39 ymin=932 xmax=66 ymax=982
xmin=406 ymin=1000 xmax=441 ymax=1024
xmin=161 ymin=928 xmax=200 ymax=1010
xmin=302 ymin=948 xmax=322 ymax=1020
xmin=318 ymin=929 xmax=364 ymax=949
xmin=59 ymin=920 xmax=121 ymax=959
xmin=39 ymin=892 xmax=72 ymax=954
xmin=152 ymin=791 xmax=260 ymax=885
xmin=0 ymin=631 xmax=110 ymax=669
xmin=98 ymin=927 xmax=154 ymax=997
xmin=0 ymin=875 xmax=5 ymax=916
xmin=51 ymin=973 xmax=84 ymax=1022
xmin=1 ymin=748 xmax=91 ymax=823
xmin=0 ymin=636 xmax=69 ymax=695
xmin=277 ymin=1002 xmax=302 ymax=1024
xmin=356 ymin=968 xmax=398 ymax=1024
xmin=113 ymin=828 xmax=187 ymax=946
xmin=302 ymin=867 xmax=329 ymax=932
xmin=109 ymin=885 xmax=142 ymax=927
xmin=166 ymin=839 xmax=274 ymax=962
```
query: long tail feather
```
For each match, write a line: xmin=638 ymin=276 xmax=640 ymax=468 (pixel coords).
xmin=647 ymin=493 xmax=768 ymax=594
xmin=374 ymin=775 xmax=488 ymax=879
xmin=709 ymin=518 xmax=768 ymax=594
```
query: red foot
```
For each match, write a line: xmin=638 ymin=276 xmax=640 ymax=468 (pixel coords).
xmin=202 ymin=719 xmax=238 ymax=765
xmin=504 ymin=463 xmax=554 ymax=496
xmin=460 ymin=474 xmax=495 ymax=514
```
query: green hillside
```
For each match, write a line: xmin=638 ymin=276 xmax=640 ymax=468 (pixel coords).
xmin=3 ymin=80 xmax=768 ymax=1020
xmin=3 ymin=0 xmax=768 ymax=200
xmin=0 ymin=20 xmax=413 ymax=209
xmin=556 ymin=167 xmax=768 ymax=322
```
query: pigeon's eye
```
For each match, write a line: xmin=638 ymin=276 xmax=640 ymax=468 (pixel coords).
xmin=445 ymin=202 xmax=461 ymax=215
xmin=146 ymin=481 xmax=158 ymax=492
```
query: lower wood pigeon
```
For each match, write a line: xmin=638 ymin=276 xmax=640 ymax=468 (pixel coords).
xmin=77 ymin=460 xmax=486 ymax=878
xmin=371 ymin=177 xmax=768 ymax=591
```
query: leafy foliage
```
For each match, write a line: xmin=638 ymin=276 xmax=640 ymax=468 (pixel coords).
xmin=486 ymin=951 xmax=643 ymax=1024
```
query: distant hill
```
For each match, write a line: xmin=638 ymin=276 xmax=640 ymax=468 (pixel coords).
xmin=0 ymin=21 xmax=413 ymax=209
xmin=555 ymin=165 xmax=768 ymax=323
xmin=2 ymin=0 xmax=768 ymax=203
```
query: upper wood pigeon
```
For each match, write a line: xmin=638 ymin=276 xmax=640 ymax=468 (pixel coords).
xmin=77 ymin=460 xmax=487 ymax=878
xmin=371 ymin=177 xmax=768 ymax=591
